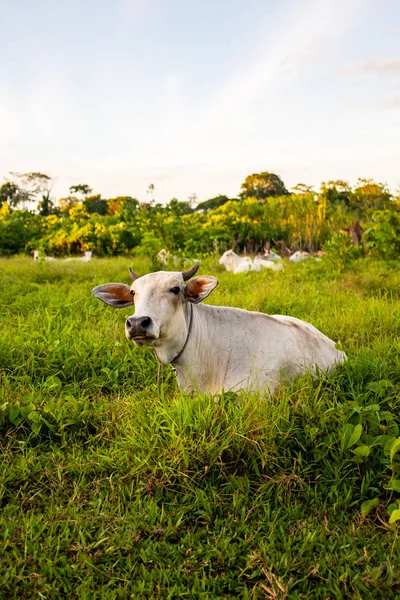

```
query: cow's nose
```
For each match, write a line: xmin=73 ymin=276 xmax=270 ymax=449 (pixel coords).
xmin=126 ymin=316 xmax=152 ymax=337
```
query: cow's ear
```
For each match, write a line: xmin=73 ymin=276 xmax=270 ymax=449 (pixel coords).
xmin=92 ymin=283 xmax=134 ymax=308
xmin=185 ymin=276 xmax=218 ymax=304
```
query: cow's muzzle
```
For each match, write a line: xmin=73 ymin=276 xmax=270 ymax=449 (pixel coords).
xmin=125 ymin=316 xmax=157 ymax=346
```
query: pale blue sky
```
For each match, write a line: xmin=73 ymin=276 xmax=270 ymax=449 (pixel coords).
xmin=0 ymin=0 xmax=399 ymax=203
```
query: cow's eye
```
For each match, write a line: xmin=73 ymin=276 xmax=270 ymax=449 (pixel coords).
xmin=130 ymin=290 xmax=135 ymax=297
xmin=169 ymin=286 xmax=180 ymax=295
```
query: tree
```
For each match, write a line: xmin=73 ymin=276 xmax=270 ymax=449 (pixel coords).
xmin=292 ymin=183 xmax=314 ymax=194
xmin=0 ymin=182 xmax=21 ymax=207
xmin=195 ymin=195 xmax=232 ymax=212
xmin=69 ymin=184 xmax=93 ymax=198
xmin=240 ymin=172 xmax=288 ymax=200
xmin=188 ymin=192 xmax=198 ymax=208
xmin=58 ymin=196 xmax=80 ymax=214
xmin=38 ymin=190 xmax=56 ymax=216
xmin=107 ymin=196 xmax=139 ymax=217
xmin=352 ymin=178 xmax=392 ymax=211
xmin=147 ymin=183 xmax=155 ymax=203
xmin=320 ymin=180 xmax=352 ymax=207
xmin=7 ymin=172 xmax=52 ymax=210
xmin=83 ymin=194 xmax=108 ymax=215
xmin=165 ymin=198 xmax=193 ymax=216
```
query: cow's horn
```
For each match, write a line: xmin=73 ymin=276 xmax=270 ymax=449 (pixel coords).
xmin=129 ymin=267 xmax=140 ymax=281
xmin=182 ymin=264 xmax=200 ymax=281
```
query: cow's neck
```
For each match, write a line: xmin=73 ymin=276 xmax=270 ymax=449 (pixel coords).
xmin=169 ymin=303 xmax=236 ymax=394
xmin=152 ymin=303 xmax=193 ymax=366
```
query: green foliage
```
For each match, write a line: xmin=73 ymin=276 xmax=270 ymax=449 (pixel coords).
xmin=0 ymin=181 xmax=21 ymax=207
xmin=364 ymin=210 xmax=400 ymax=259
xmin=195 ymin=194 xmax=232 ymax=211
xmin=38 ymin=190 xmax=56 ymax=216
xmin=69 ymin=183 xmax=93 ymax=197
xmin=352 ymin=178 xmax=392 ymax=212
xmin=107 ymin=196 xmax=139 ymax=217
xmin=337 ymin=382 xmax=400 ymax=522
xmin=83 ymin=194 xmax=108 ymax=215
xmin=0 ymin=206 xmax=44 ymax=255
xmin=136 ymin=231 xmax=165 ymax=269
xmin=0 ymin=171 xmax=398 ymax=261
xmin=240 ymin=171 xmax=288 ymax=199
xmin=165 ymin=198 xmax=193 ymax=216
xmin=320 ymin=179 xmax=353 ymax=207
xmin=324 ymin=231 xmax=364 ymax=271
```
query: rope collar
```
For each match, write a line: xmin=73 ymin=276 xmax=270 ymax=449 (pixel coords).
xmin=153 ymin=303 xmax=193 ymax=395
xmin=171 ymin=302 xmax=193 ymax=367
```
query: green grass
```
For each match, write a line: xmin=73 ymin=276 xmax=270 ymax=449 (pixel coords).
xmin=1 ymin=256 xmax=399 ymax=599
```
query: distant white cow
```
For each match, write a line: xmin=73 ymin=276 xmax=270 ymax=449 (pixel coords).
xmin=219 ymin=250 xmax=252 ymax=273
xmin=64 ymin=251 xmax=93 ymax=262
xmin=289 ymin=251 xmax=310 ymax=263
xmin=253 ymin=255 xmax=283 ymax=272
xmin=92 ymin=265 xmax=346 ymax=396
xmin=157 ymin=248 xmax=181 ymax=266
xmin=289 ymin=251 xmax=321 ymax=263
xmin=33 ymin=250 xmax=56 ymax=262
xmin=219 ymin=250 xmax=281 ymax=274
xmin=157 ymin=249 xmax=171 ymax=265
xmin=264 ymin=251 xmax=282 ymax=262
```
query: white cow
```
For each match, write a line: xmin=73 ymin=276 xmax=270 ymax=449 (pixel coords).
xmin=92 ymin=265 xmax=346 ymax=396
xmin=219 ymin=250 xmax=252 ymax=273
xmin=219 ymin=250 xmax=281 ymax=273
xmin=264 ymin=251 xmax=282 ymax=262
xmin=289 ymin=251 xmax=310 ymax=262
xmin=81 ymin=251 xmax=93 ymax=262
xmin=157 ymin=249 xmax=171 ymax=265
xmin=253 ymin=255 xmax=283 ymax=272
xmin=64 ymin=251 xmax=93 ymax=262
xmin=289 ymin=251 xmax=322 ymax=263
xmin=33 ymin=250 xmax=56 ymax=261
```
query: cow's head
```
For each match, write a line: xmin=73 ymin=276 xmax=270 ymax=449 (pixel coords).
xmin=92 ymin=265 xmax=218 ymax=355
xmin=218 ymin=250 xmax=234 ymax=266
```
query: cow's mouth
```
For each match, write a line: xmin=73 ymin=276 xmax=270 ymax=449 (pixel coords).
xmin=129 ymin=335 xmax=156 ymax=347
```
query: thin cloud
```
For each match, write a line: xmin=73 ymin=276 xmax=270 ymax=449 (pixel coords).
xmin=383 ymin=95 xmax=400 ymax=109
xmin=159 ymin=0 xmax=370 ymax=165
xmin=340 ymin=58 xmax=400 ymax=75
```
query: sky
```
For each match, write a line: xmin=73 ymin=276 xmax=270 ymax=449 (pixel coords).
xmin=0 ymin=0 xmax=399 ymax=204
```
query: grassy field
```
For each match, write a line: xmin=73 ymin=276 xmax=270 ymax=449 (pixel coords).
xmin=1 ymin=255 xmax=399 ymax=599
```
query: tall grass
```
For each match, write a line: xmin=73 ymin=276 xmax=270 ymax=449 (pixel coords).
xmin=0 ymin=256 xmax=399 ymax=598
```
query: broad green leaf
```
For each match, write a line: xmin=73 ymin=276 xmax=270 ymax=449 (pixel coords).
xmin=347 ymin=424 xmax=363 ymax=449
xmin=389 ymin=509 xmax=400 ymax=524
xmin=28 ymin=410 xmax=41 ymax=423
xmin=373 ymin=434 xmax=392 ymax=446
xmin=390 ymin=438 xmax=400 ymax=462
xmin=384 ymin=479 xmax=400 ymax=493
xmin=340 ymin=424 xmax=354 ymax=451
xmin=9 ymin=402 xmax=20 ymax=424
xmin=361 ymin=498 xmax=380 ymax=517
xmin=31 ymin=420 xmax=42 ymax=435
xmin=384 ymin=437 xmax=396 ymax=456
xmin=352 ymin=445 xmax=370 ymax=457
xmin=20 ymin=402 xmax=36 ymax=418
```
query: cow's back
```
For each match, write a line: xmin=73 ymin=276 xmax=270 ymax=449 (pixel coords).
xmin=179 ymin=304 xmax=346 ymax=395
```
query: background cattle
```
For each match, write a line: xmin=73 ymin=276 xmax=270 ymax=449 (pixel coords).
xmin=219 ymin=250 xmax=283 ymax=273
